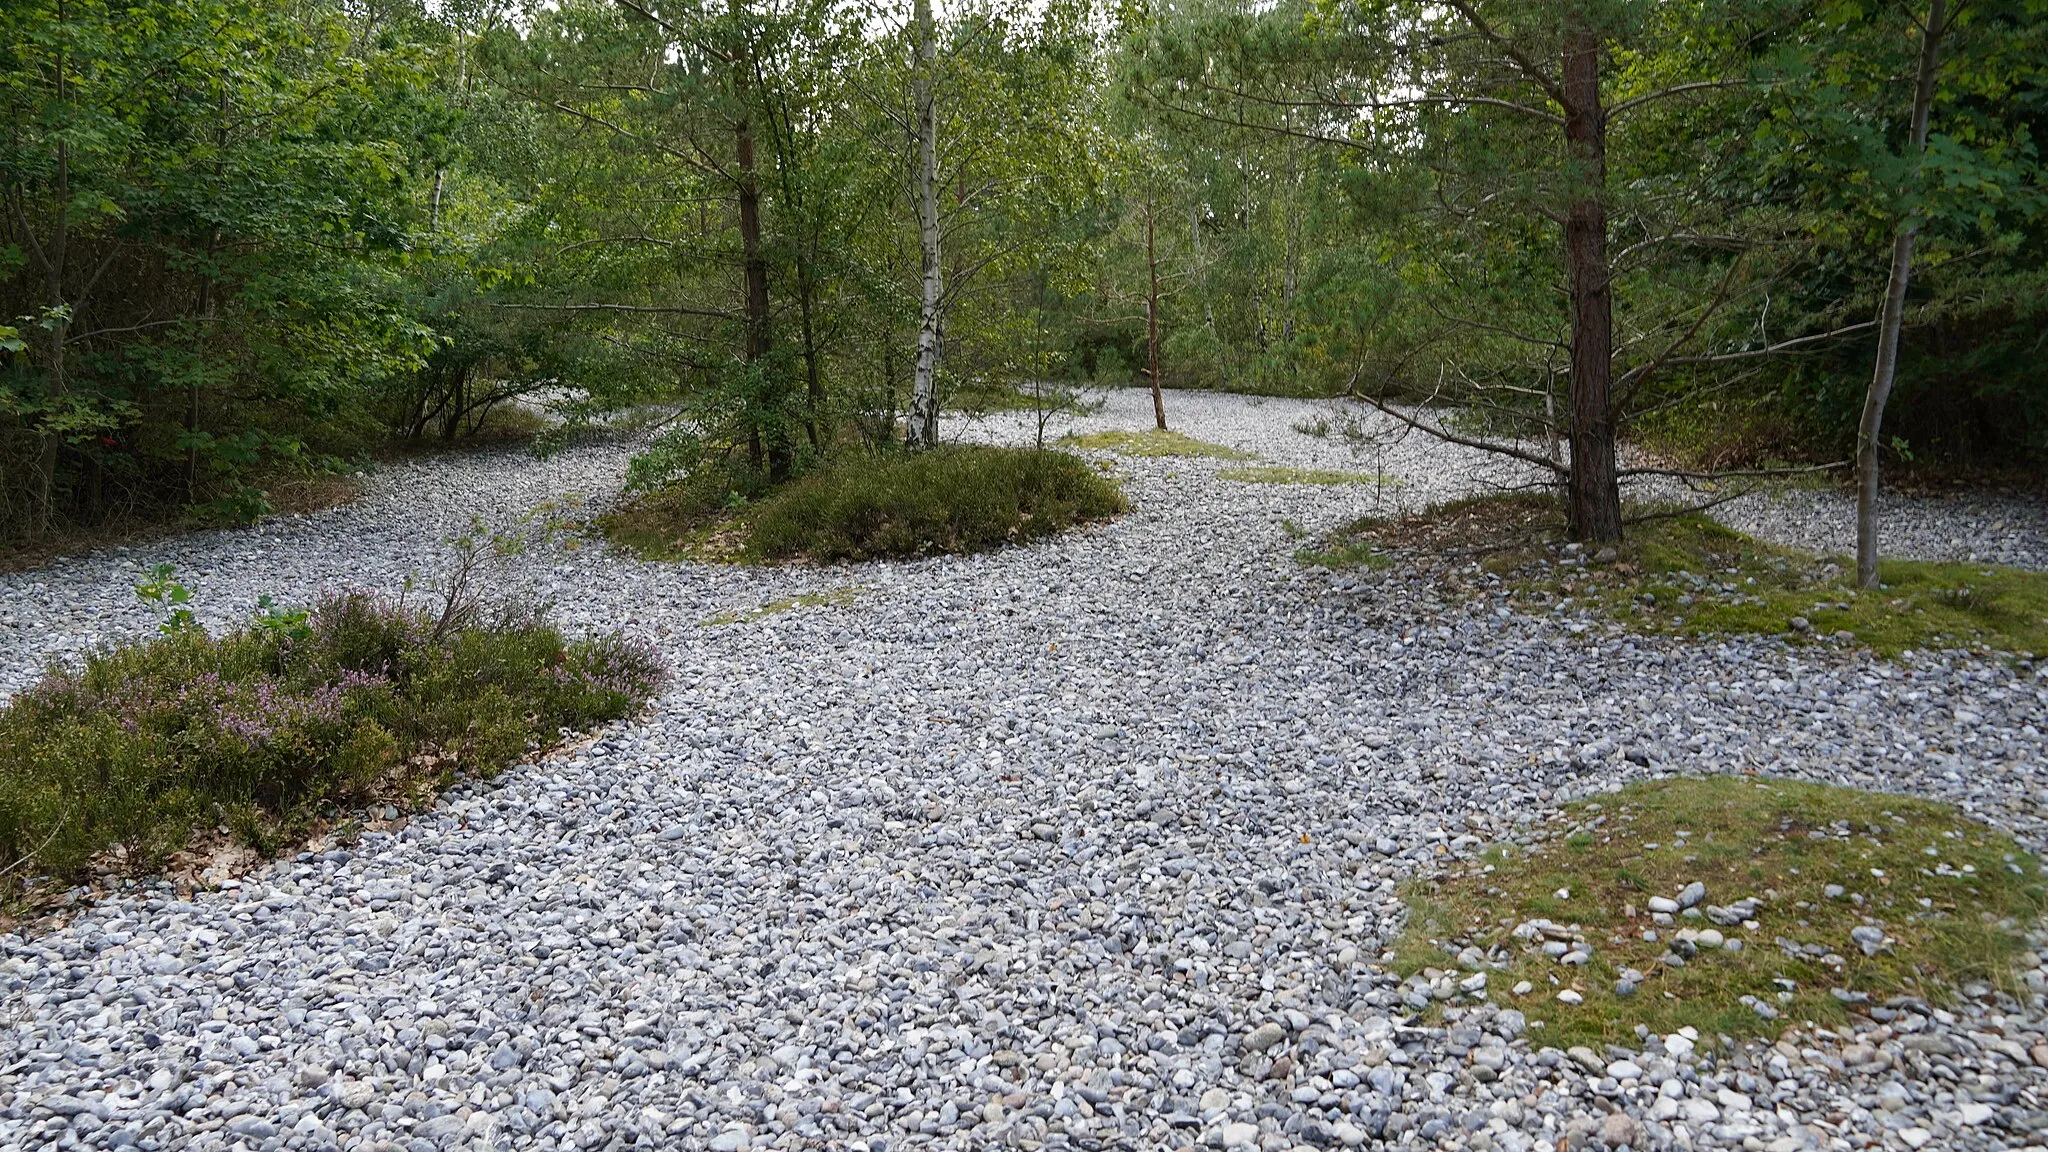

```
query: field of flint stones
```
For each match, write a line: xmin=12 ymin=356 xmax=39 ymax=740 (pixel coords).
xmin=4 ymin=389 xmax=2047 ymax=1152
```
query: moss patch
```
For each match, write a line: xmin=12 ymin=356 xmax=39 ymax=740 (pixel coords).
xmin=1064 ymin=429 xmax=1258 ymax=460
xmin=1312 ymin=494 xmax=2048 ymax=658
xmin=1217 ymin=466 xmax=1401 ymax=487
xmin=1397 ymin=776 xmax=2048 ymax=1047
xmin=701 ymin=586 xmax=860 ymax=626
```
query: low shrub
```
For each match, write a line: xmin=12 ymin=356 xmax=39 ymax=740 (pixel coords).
xmin=0 ymin=591 xmax=666 ymax=894
xmin=746 ymin=445 xmax=1125 ymax=562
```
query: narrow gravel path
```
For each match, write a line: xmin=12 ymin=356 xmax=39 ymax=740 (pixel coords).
xmin=5 ymin=391 xmax=2048 ymax=1152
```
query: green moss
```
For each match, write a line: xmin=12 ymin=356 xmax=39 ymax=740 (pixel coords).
xmin=1216 ymin=466 xmax=1401 ymax=486
xmin=701 ymin=586 xmax=860 ymax=626
xmin=1312 ymin=494 xmax=2048 ymax=658
xmin=1396 ymin=776 xmax=2048 ymax=1047
xmin=1063 ymin=429 xmax=1259 ymax=460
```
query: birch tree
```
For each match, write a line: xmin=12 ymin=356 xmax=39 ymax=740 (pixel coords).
xmin=906 ymin=0 xmax=945 ymax=447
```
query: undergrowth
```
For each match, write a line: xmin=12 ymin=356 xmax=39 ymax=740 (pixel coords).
xmin=603 ymin=445 xmax=1124 ymax=564
xmin=1397 ymin=776 xmax=2047 ymax=1047
xmin=1310 ymin=494 xmax=2048 ymax=658
xmin=747 ymin=446 xmax=1124 ymax=562
xmin=0 ymin=587 xmax=666 ymax=905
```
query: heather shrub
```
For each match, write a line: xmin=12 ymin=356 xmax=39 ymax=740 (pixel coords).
xmin=0 ymin=591 xmax=666 ymax=893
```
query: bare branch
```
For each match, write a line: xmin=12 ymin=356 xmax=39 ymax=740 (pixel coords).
xmin=1344 ymin=389 xmax=1569 ymax=475
xmin=1609 ymin=78 xmax=1769 ymax=119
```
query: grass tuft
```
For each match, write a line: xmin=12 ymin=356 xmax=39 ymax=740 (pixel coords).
xmin=1063 ymin=429 xmax=1259 ymax=460
xmin=1218 ymin=466 xmax=1401 ymax=487
xmin=0 ymin=592 xmax=666 ymax=903
xmin=1312 ymin=494 xmax=2048 ymax=658
xmin=1397 ymin=776 xmax=2048 ymax=1047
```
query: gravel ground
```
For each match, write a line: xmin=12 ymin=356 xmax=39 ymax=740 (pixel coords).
xmin=5 ymin=389 xmax=2048 ymax=1152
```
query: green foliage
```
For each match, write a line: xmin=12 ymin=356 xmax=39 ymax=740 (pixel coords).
xmin=744 ymin=446 xmax=1125 ymax=561
xmin=133 ymin=565 xmax=198 ymax=634
xmin=0 ymin=591 xmax=666 ymax=894
xmin=1398 ymin=776 xmax=2048 ymax=1046
xmin=0 ymin=0 xmax=451 ymax=542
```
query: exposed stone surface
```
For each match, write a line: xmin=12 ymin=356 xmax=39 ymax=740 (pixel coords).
xmin=2 ymin=390 xmax=2046 ymax=1151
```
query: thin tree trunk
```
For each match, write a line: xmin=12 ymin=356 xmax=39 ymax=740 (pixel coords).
xmin=1145 ymin=199 xmax=1166 ymax=431
xmin=906 ymin=0 xmax=943 ymax=449
xmin=1561 ymin=30 xmax=1621 ymax=544
xmin=732 ymin=25 xmax=778 ymax=476
xmin=1192 ymin=205 xmax=1226 ymax=388
xmin=1857 ymin=0 xmax=1947 ymax=589
xmin=1280 ymin=137 xmax=1298 ymax=349
xmin=32 ymin=5 xmax=72 ymax=539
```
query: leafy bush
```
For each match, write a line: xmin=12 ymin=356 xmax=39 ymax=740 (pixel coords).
xmin=745 ymin=445 xmax=1125 ymax=562
xmin=0 ymin=591 xmax=666 ymax=891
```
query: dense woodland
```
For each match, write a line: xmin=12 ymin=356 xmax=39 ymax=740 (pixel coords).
xmin=3 ymin=0 xmax=2043 ymax=548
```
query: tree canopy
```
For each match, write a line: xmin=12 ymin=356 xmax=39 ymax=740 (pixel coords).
xmin=3 ymin=0 xmax=2042 ymax=545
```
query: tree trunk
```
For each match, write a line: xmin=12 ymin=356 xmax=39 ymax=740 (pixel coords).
xmin=1561 ymin=30 xmax=1621 ymax=544
xmin=732 ymin=35 xmax=779 ymax=477
xmin=1145 ymin=199 xmax=1166 ymax=431
xmin=32 ymin=11 xmax=72 ymax=539
xmin=1856 ymin=0 xmax=1946 ymax=589
xmin=906 ymin=0 xmax=944 ymax=449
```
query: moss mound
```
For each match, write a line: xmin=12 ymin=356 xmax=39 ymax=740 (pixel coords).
xmin=1398 ymin=776 xmax=2047 ymax=1046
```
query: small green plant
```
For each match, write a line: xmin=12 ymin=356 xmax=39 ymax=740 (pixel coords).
xmin=254 ymin=594 xmax=313 ymax=641
xmin=134 ymin=564 xmax=198 ymax=633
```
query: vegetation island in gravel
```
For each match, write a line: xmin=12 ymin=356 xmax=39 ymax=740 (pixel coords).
xmin=2 ymin=0 xmax=2047 ymax=1148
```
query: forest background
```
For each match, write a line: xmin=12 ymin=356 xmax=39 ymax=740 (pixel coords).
xmin=3 ymin=0 xmax=2043 ymax=550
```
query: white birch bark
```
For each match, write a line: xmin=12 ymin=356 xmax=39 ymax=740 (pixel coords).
xmin=906 ymin=0 xmax=944 ymax=449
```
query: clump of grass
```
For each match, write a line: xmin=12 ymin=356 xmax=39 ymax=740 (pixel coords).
xmin=746 ymin=445 xmax=1124 ymax=562
xmin=0 ymin=591 xmax=666 ymax=901
xmin=1063 ymin=429 xmax=1259 ymax=460
xmin=1398 ymin=776 xmax=2048 ymax=1047
xmin=1217 ymin=466 xmax=1400 ymax=487
xmin=702 ymin=586 xmax=860 ymax=626
xmin=1313 ymin=494 xmax=2048 ymax=657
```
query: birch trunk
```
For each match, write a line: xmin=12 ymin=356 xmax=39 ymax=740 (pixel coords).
xmin=905 ymin=0 xmax=944 ymax=449
xmin=1856 ymin=0 xmax=1946 ymax=589
xmin=1145 ymin=198 xmax=1166 ymax=431
xmin=1561 ymin=30 xmax=1622 ymax=543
